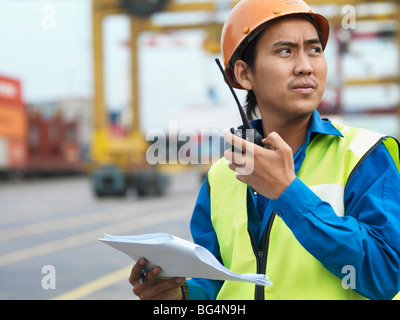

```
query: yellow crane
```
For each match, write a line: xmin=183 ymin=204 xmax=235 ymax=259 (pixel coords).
xmin=90 ymin=0 xmax=230 ymax=196
xmin=90 ymin=0 xmax=400 ymax=196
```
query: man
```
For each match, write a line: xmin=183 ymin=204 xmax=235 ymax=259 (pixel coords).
xmin=130 ymin=0 xmax=400 ymax=300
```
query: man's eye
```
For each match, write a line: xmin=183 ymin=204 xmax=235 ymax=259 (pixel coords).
xmin=310 ymin=47 xmax=322 ymax=55
xmin=277 ymin=48 xmax=291 ymax=55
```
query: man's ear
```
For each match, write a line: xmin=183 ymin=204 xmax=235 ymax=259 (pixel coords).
xmin=233 ymin=60 xmax=254 ymax=90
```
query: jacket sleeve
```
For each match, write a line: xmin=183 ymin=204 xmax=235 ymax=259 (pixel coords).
xmin=187 ymin=178 xmax=224 ymax=300
xmin=271 ymin=143 xmax=400 ymax=300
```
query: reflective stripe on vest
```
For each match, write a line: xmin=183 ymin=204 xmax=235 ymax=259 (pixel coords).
xmin=208 ymin=123 xmax=400 ymax=300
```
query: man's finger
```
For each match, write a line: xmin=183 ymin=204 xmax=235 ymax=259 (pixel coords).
xmin=150 ymin=278 xmax=186 ymax=300
xmin=129 ymin=258 xmax=147 ymax=285
xmin=140 ymin=277 xmax=185 ymax=300
xmin=224 ymin=149 xmax=247 ymax=167
xmin=263 ymin=131 xmax=291 ymax=152
xmin=142 ymin=266 xmax=162 ymax=286
xmin=224 ymin=131 xmax=248 ymax=154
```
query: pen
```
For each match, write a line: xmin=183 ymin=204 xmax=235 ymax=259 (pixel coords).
xmin=140 ymin=270 xmax=146 ymax=284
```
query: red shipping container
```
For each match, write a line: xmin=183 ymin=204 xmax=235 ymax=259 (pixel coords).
xmin=8 ymin=139 xmax=27 ymax=168
xmin=0 ymin=75 xmax=27 ymax=171
xmin=0 ymin=75 xmax=22 ymax=105
xmin=0 ymin=102 xmax=27 ymax=139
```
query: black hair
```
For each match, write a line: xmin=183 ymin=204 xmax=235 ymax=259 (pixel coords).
xmin=236 ymin=14 xmax=324 ymax=120
xmin=240 ymin=34 xmax=261 ymax=120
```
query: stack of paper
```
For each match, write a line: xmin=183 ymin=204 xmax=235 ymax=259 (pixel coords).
xmin=99 ymin=233 xmax=271 ymax=286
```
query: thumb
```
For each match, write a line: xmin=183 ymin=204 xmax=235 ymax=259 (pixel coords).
xmin=262 ymin=132 xmax=289 ymax=151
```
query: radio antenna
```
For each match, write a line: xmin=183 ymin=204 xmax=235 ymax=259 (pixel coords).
xmin=215 ymin=58 xmax=252 ymax=130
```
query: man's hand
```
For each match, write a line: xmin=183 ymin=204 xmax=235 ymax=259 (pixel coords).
xmin=224 ymin=131 xmax=296 ymax=200
xmin=129 ymin=258 xmax=186 ymax=300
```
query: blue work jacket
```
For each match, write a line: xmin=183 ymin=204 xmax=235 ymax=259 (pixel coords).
xmin=188 ymin=110 xmax=400 ymax=300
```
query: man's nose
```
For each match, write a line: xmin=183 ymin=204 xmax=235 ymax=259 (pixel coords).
xmin=293 ymin=53 xmax=313 ymax=76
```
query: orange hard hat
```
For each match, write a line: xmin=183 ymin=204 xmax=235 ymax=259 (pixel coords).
xmin=221 ymin=0 xmax=330 ymax=89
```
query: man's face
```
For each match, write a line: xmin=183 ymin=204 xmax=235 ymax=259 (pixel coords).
xmin=240 ymin=17 xmax=327 ymax=121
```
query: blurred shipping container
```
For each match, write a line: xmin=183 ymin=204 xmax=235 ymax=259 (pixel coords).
xmin=27 ymin=111 xmax=82 ymax=174
xmin=28 ymin=97 xmax=92 ymax=165
xmin=0 ymin=74 xmax=87 ymax=178
xmin=0 ymin=75 xmax=28 ymax=176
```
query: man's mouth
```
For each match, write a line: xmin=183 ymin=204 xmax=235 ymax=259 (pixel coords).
xmin=290 ymin=80 xmax=317 ymax=95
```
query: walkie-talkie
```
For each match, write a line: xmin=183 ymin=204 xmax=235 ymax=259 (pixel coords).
xmin=215 ymin=58 xmax=265 ymax=150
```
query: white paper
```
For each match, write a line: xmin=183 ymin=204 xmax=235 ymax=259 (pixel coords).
xmin=99 ymin=233 xmax=271 ymax=286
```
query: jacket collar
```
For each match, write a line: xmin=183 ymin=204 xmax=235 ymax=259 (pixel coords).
xmin=250 ymin=109 xmax=344 ymax=176
xmin=251 ymin=109 xmax=343 ymax=144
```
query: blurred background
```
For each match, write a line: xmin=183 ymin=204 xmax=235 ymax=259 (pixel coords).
xmin=0 ymin=0 xmax=399 ymax=299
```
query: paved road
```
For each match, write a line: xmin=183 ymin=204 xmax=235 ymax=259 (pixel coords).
xmin=0 ymin=170 xmax=203 ymax=300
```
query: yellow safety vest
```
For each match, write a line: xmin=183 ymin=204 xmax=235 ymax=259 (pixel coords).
xmin=208 ymin=123 xmax=400 ymax=300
